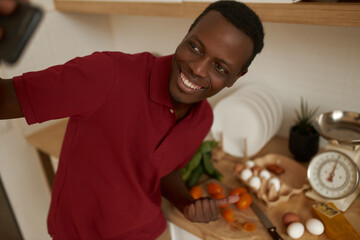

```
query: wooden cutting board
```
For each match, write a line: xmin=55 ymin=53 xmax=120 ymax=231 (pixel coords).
xmin=163 ymin=148 xmax=328 ymax=240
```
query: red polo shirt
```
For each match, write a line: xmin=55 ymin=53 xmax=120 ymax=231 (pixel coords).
xmin=13 ymin=52 xmax=213 ymax=239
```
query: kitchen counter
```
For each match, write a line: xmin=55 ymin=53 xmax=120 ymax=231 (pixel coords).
xmin=161 ymin=138 xmax=359 ymax=240
xmin=26 ymin=119 xmax=360 ymax=240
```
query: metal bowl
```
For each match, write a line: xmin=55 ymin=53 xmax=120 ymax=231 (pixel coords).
xmin=313 ymin=110 xmax=360 ymax=144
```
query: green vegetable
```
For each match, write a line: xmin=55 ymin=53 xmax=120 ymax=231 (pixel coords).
xmin=199 ymin=140 xmax=218 ymax=154
xmin=180 ymin=140 xmax=221 ymax=187
xmin=181 ymin=151 xmax=202 ymax=181
xmin=202 ymin=151 xmax=215 ymax=175
xmin=212 ymin=169 xmax=223 ymax=181
xmin=187 ymin=165 xmax=204 ymax=188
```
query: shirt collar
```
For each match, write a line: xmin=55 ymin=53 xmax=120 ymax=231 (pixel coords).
xmin=149 ymin=54 xmax=174 ymax=108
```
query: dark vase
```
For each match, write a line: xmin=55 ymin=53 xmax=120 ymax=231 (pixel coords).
xmin=289 ymin=125 xmax=320 ymax=162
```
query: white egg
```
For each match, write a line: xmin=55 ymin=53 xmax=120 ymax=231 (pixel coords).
xmin=240 ymin=168 xmax=253 ymax=181
xmin=268 ymin=177 xmax=281 ymax=192
xmin=245 ymin=160 xmax=255 ymax=168
xmin=287 ymin=222 xmax=305 ymax=239
xmin=306 ymin=218 xmax=324 ymax=235
xmin=249 ymin=176 xmax=261 ymax=190
xmin=259 ymin=169 xmax=271 ymax=179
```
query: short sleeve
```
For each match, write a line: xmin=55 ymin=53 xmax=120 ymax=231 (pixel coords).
xmin=13 ymin=52 xmax=116 ymax=124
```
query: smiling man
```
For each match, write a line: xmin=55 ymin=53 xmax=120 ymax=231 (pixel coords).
xmin=0 ymin=1 xmax=264 ymax=239
xmin=169 ymin=10 xmax=256 ymax=119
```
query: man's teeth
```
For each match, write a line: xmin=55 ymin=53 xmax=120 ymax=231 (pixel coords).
xmin=180 ymin=72 xmax=201 ymax=90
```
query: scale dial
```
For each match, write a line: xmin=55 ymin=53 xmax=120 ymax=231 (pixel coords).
xmin=307 ymin=150 xmax=360 ymax=199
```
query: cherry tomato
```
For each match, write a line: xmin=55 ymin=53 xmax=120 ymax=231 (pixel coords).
xmin=243 ymin=222 xmax=256 ymax=232
xmin=230 ymin=187 xmax=247 ymax=196
xmin=189 ymin=185 xmax=202 ymax=200
xmin=207 ymin=182 xmax=223 ymax=196
xmin=223 ymin=208 xmax=235 ymax=222
xmin=236 ymin=193 xmax=252 ymax=210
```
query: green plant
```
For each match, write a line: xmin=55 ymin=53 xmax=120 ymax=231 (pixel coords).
xmin=293 ymin=97 xmax=319 ymax=135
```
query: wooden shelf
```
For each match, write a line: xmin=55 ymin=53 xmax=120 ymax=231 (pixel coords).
xmin=54 ymin=1 xmax=360 ymax=27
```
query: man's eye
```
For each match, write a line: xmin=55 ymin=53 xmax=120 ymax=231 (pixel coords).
xmin=190 ymin=42 xmax=200 ymax=53
xmin=215 ymin=63 xmax=226 ymax=73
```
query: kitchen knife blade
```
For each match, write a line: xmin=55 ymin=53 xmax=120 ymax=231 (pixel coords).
xmin=251 ymin=200 xmax=283 ymax=240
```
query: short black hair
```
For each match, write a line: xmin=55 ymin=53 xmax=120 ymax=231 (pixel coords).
xmin=189 ymin=0 xmax=264 ymax=72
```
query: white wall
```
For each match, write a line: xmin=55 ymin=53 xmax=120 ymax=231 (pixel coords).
xmin=245 ymin=23 xmax=360 ymax=137
xmin=1 ymin=3 xmax=360 ymax=239
xmin=0 ymin=0 xmax=114 ymax=239
xmin=110 ymin=15 xmax=192 ymax=56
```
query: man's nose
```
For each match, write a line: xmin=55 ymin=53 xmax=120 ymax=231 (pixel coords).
xmin=189 ymin=57 xmax=210 ymax=79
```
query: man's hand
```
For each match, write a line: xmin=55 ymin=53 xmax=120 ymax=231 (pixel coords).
xmin=161 ymin=170 xmax=240 ymax=223
xmin=0 ymin=0 xmax=17 ymax=15
xmin=182 ymin=195 xmax=239 ymax=223
xmin=0 ymin=0 xmax=19 ymax=39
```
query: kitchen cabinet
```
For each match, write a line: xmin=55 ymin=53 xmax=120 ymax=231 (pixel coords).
xmin=53 ymin=0 xmax=360 ymax=27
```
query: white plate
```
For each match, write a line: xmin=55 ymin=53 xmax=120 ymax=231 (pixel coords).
xmin=233 ymin=90 xmax=273 ymax=142
xmin=253 ymin=91 xmax=278 ymax=136
xmin=246 ymin=93 xmax=273 ymax=142
xmin=212 ymin=98 xmax=227 ymax=142
xmin=229 ymin=93 xmax=268 ymax=147
xmin=261 ymin=88 xmax=283 ymax=133
xmin=211 ymin=95 xmax=266 ymax=157
xmin=235 ymin=88 xmax=275 ymax=140
xmin=239 ymin=83 xmax=283 ymax=133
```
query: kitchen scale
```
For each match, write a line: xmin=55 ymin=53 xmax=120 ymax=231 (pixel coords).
xmin=305 ymin=110 xmax=360 ymax=212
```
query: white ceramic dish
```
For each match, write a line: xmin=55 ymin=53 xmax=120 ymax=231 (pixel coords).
xmin=212 ymin=95 xmax=266 ymax=157
xmin=211 ymin=82 xmax=283 ymax=157
xmin=229 ymin=93 xmax=268 ymax=147
xmin=235 ymin=87 xmax=275 ymax=139
xmin=250 ymin=92 xmax=274 ymax=139
xmin=237 ymin=91 xmax=273 ymax=142
xmin=239 ymin=83 xmax=283 ymax=133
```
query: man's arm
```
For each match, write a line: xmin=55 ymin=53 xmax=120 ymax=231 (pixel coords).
xmin=0 ymin=78 xmax=23 ymax=119
xmin=161 ymin=170 xmax=240 ymax=223
xmin=161 ymin=170 xmax=219 ymax=223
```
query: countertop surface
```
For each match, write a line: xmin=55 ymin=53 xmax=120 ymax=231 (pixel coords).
xmin=162 ymin=137 xmax=360 ymax=240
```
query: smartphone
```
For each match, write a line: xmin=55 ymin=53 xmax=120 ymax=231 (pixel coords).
xmin=0 ymin=2 xmax=43 ymax=64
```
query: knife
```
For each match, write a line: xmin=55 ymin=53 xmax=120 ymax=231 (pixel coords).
xmin=251 ymin=200 xmax=284 ymax=240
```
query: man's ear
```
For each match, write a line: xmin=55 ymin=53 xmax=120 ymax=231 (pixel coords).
xmin=227 ymin=69 xmax=248 ymax=87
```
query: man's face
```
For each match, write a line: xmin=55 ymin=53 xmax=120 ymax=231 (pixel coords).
xmin=169 ymin=11 xmax=254 ymax=106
